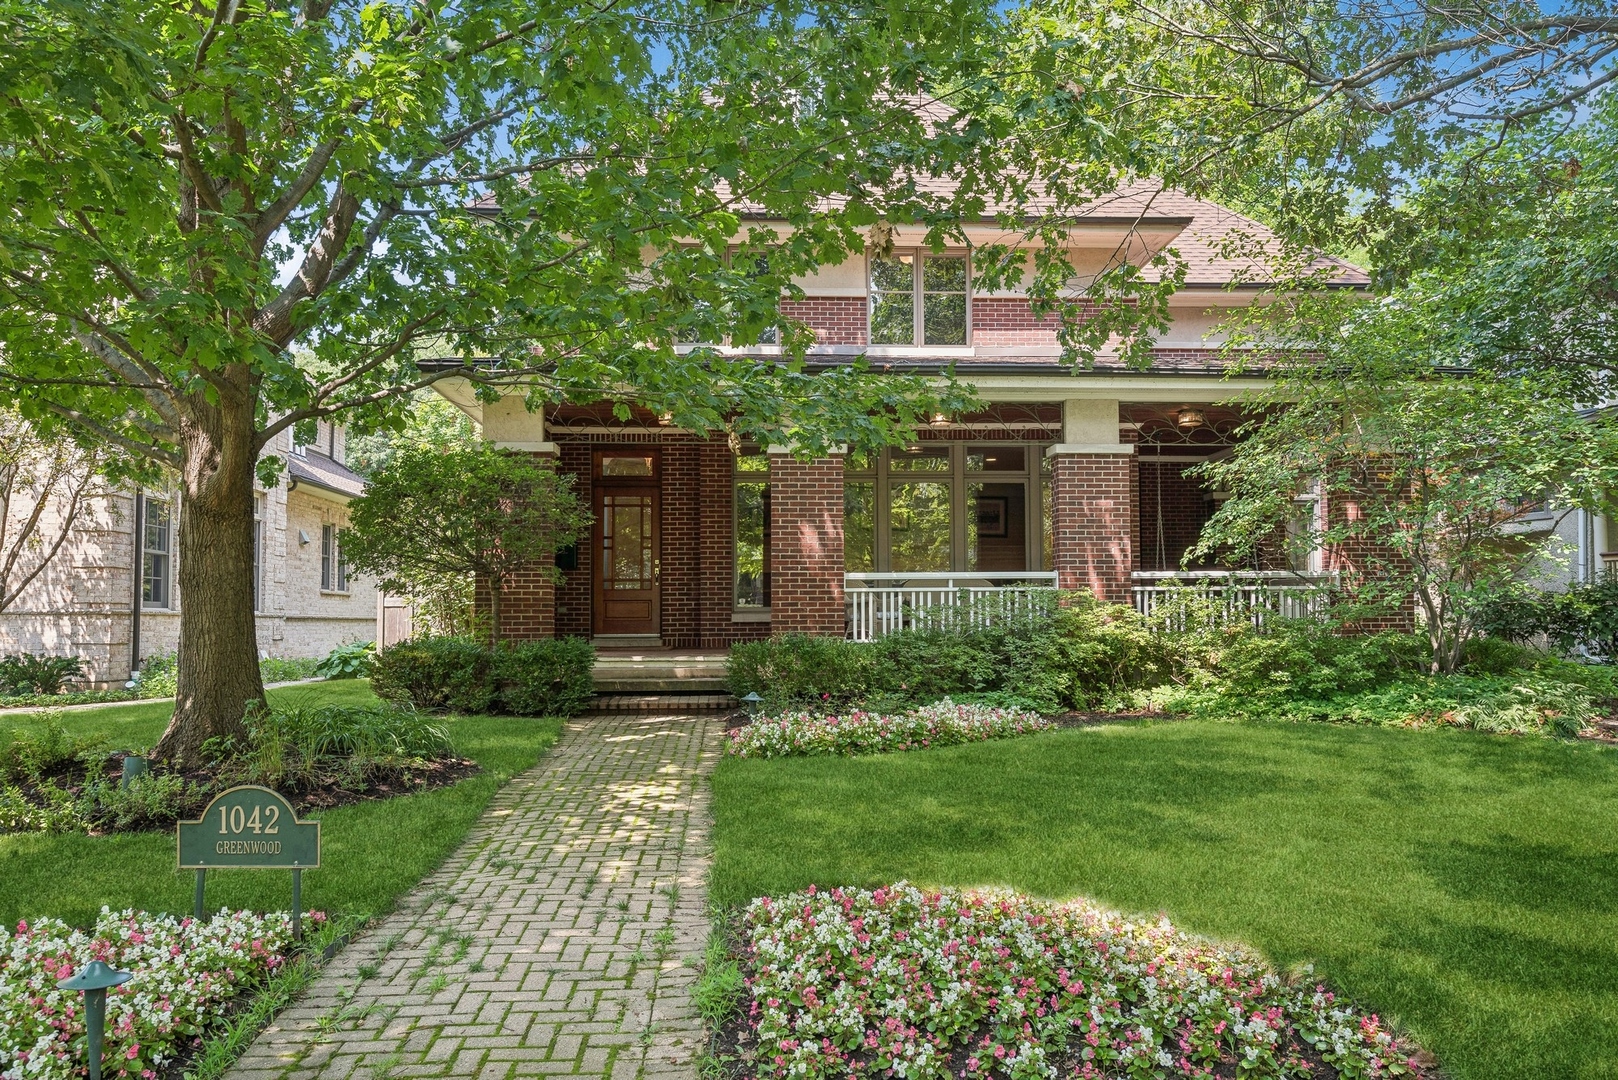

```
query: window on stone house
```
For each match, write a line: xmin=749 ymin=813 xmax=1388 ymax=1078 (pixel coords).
xmin=321 ymin=523 xmax=348 ymax=593
xmin=869 ymin=251 xmax=970 ymax=346
xmin=252 ymin=494 xmax=265 ymax=611
xmin=734 ymin=453 xmax=771 ymax=608
xmin=141 ymin=495 xmax=172 ymax=608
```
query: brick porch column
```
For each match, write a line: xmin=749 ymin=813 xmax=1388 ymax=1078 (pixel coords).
xmin=1047 ymin=399 xmax=1134 ymax=603
xmin=478 ymin=395 xmax=560 ymax=640
xmin=768 ymin=450 xmax=846 ymax=636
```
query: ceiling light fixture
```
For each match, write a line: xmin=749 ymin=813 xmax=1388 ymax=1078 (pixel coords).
xmin=1176 ymin=408 xmax=1206 ymax=431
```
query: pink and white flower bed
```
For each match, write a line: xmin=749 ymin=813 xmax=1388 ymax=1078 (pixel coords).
xmin=741 ymin=883 xmax=1426 ymax=1079
xmin=728 ymin=700 xmax=1052 ymax=759
xmin=1 ymin=907 xmax=311 ymax=1080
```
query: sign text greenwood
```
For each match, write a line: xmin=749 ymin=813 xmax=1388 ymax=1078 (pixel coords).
xmin=177 ymin=786 xmax=320 ymax=870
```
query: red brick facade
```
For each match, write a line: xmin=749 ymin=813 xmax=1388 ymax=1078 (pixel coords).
xmin=475 ymin=450 xmax=559 ymax=641
xmin=780 ymin=297 xmax=867 ymax=346
xmin=474 ymin=414 xmax=1404 ymax=643
xmin=487 ymin=435 xmax=776 ymax=647
xmin=970 ymin=297 xmax=1107 ymax=346
xmin=1048 ymin=452 xmax=1135 ymax=603
xmin=767 ymin=454 xmax=847 ymax=636
xmin=1322 ymin=488 xmax=1417 ymax=632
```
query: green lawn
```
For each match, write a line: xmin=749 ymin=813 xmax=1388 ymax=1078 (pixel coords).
xmin=711 ymin=719 xmax=1618 ymax=1080
xmin=0 ymin=681 xmax=561 ymax=927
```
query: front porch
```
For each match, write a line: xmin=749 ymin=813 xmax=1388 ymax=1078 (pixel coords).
xmin=467 ymin=396 xmax=1334 ymax=645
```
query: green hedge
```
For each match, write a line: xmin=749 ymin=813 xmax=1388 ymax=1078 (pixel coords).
xmin=728 ymin=594 xmax=1169 ymax=713
xmin=371 ymin=637 xmax=595 ymax=717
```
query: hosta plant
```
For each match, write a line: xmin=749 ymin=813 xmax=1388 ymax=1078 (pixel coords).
xmin=727 ymin=700 xmax=1052 ymax=759
xmin=740 ymin=883 xmax=1427 ymax=1079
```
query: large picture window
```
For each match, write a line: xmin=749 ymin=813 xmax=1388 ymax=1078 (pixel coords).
xmin=869 ymin=251 xmax=970 ymax=346
xmin=844 ymin=444 xmax=1048 ymax=574
xmin=141 ymin=495 xmax=172 ymax=608
xmin=734 ymin=454 xmax=771 ymax=608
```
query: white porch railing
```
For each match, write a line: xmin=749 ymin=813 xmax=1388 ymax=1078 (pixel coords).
xmin=1131 ymin=570 xmax=1339 ymax=625
xmin=845 ymin=572 xmax=1059 ymax=641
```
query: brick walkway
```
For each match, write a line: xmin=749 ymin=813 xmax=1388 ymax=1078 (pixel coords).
xmin=228 ymin=712 xmax=721 ymax=1080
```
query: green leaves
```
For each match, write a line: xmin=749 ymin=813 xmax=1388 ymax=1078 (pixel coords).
xmin=340 ymin=442 xmax=590 ymax=597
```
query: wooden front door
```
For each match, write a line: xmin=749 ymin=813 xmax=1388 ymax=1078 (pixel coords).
xmin=593 ymin=485 xmax=660 ymax=636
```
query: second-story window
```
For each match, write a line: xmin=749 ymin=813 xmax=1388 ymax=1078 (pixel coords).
xmin=869 ymin=251 xmax=969 ymax=346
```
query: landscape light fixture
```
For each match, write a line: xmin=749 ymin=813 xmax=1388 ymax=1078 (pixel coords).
xmin=57 ymin=961 xmax=133 ymax=1080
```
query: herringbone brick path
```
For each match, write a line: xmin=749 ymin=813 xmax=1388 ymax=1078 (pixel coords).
xmin=227 ymin=712 xmax=720 ymax=1080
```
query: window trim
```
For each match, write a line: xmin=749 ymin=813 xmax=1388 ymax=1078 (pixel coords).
xmin=844 ymin=443 xmax=1047 ymax=574
xmin=140 ymin=494 xmax=173 ymax=609
xmin=320 ymin=522 xmax=350 ymax=594
xmin=732 ymin=451 xmax=771 ymax=612
xmin=867 ymin=248 xmax=972 ymax=347
xmin=252 ymin=494 xmax=265 ymax=612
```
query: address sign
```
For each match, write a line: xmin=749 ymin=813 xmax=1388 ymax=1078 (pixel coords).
xmin=177 ymin=785 xmax=320 ymax=870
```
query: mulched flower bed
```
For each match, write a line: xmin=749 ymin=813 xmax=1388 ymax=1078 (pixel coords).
xmin=2 ymin=750 xmax=480 ymax=835
xmin=161 ymin=752 xmax=482 ymax=814
xmin=0 ymin=908 xmax=311 ymax=1080
xmin=713 ymin=883 xmax=1435 ymax=1080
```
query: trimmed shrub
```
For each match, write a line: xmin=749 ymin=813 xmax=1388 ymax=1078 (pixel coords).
xmin=371 ymin=636 xmax=595 ymax=716
xmin=727 ymin=634 xmax=876 ymax=710
xmin=133 ymin=654 xmax=178 ymax=696
xmin=371 ymin=637 xmax=495 ymax=713
xmin=1480 ymin=577 xmax=1618 ymax=659
xmin=726 ymin=593 xmax=1157 ymax=713
xmin=496 ymin=638 xmax=596 ymax=716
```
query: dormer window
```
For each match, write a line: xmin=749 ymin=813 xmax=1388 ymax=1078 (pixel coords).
xmin=870 ymin=251 xmax=969 ymax=346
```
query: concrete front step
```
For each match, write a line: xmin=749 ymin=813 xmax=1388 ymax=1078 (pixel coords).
xmin=593 ymin=692 xmax=738 ymax=713
xmin=592 ymin=649 xmax=730 ymax=693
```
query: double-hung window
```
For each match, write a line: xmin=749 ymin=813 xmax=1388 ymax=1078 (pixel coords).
xmin=733 ymin=454 xmax=771 ymax=609
xmin=321 ymin=523 xmax=348 ymax=593
xmin=141 ymin=496 xmax=172 ymax=608
xmin=869 ymin=251 xmax=969 ymax=346
xmin=251 ymin=494 xmax=265 ymax=611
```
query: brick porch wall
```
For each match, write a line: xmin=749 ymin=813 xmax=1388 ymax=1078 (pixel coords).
xmin=1136 ymin=461 xmax=1218 ymax=571
xmin=1323 ymin=488 xmax=1416 ymax=632
xmin=1048 ymin=452 xmax=1134 ymax=603
xmin=768 ymin=454 xmax=846 ymax=636
xmin=475 ymin=452 xmax=559 ymax=641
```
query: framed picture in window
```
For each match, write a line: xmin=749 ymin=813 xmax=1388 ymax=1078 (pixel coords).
xmin=975 ymin=497 xmax=1008 ymax=538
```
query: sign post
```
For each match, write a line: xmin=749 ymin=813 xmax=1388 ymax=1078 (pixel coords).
xmin=177 ymin=786 xmax=320 ymax=940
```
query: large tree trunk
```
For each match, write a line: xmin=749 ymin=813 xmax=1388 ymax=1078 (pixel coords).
xmin=152 ymin=400 xmax=266 ymax=766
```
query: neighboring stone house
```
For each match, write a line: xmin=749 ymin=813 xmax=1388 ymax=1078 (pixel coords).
xmin=427 ymin=184 xmax=1384 ymax=648
xmin=0 ymin=421 xmax=376 ymax=686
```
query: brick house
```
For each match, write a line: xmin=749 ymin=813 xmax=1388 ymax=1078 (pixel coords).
xmin=431 ymin=186 xmax=1372 ymax=647
xmin=0 ymin=421 xmax=377 ymax=686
